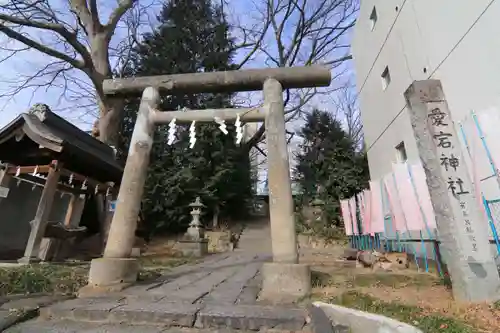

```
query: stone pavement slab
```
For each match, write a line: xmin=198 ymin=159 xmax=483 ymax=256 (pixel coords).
xmin=165 ymin=267 xmax=239 ymax=302
xmin=124 ymin=253 xmax=234 ymax=296
xmin=40 ymin=297 xmax=124 ymax=321
xmin=5 ymin=320 xmax=165 ymax=332
xmin=0 ymin=295 xmax=74 ymax=311
xmin=235 ymin=272 xmax=262 ymax=305
xmin=202 ymin=263 xmax=260 ymax=304
xmin=40 ymin=298 xmax=308 ymax=331
xmin=42 ymin=298 xmax=201 ymax=327
xmin=150 ymin=270 xmax=214 ymax=295
xmin=196 ymin=304 xmax=307 ymax=331
xmin=6 ymin=320 xmax=298 ymax=332
xmin=10 ymin=221 xmax=314 ymax=332
xmin=144 ymin=253 xmax=266 ymax=305
xmin=110 ymin=300 xmax=200 ymax=326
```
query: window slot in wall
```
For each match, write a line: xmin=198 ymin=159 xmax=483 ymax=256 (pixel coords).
xmin=381 ymin=66 xmax=391 ymax=90
xmin=395 ymin=141 xmax=408 ymax=163
xmin=370 ymin=6 xmax=378 ymax=31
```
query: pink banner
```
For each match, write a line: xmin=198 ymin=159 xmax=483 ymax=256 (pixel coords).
xmin=392 ymin=163 xmax=424 ymax=231
xmin=340 ymin=200 xmax=353 ymax=235
xmin=410 ymin=163 xmax=437 ymax=229
xmin=348 ymin=197 xmax=359 ymax=235
xmin=361 ymin=190 xmax=372 ymax=234
xmin=369 ymin=181 xmax=384 ymax=234
xmin=470 ymin=123 xmax=488 ymax=222
xmin=383 ymin=174 xmax=407 ymax=232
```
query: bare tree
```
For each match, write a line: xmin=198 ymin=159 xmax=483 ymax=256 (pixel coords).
xmin=0 ymin=0 xmax=157 ymax=144
xmin=333 ymin=84 xmax=363 ymax=149
xmin=0 ymin=0 xmax=356 ymax=150
xmin=229 ymin=0 xmax=358 ymax=151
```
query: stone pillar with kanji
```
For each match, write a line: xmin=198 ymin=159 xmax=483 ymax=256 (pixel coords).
xmin=405 ymin=80 xmax=500 ymax=302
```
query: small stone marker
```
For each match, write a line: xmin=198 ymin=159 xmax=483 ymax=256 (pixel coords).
xmin=405 ymin=80 xmax=500 ymax=302
xmin=0 ymin=186 xmax=8 ymax=198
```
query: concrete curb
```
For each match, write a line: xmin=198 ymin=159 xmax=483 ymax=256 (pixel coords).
xmin=0 ymin=293 xmax=54 ymax=305
xmin=0 ymin=308 xmax=39 ymax=331
xmin=0 ymin=294 xmax=75 ymax=310
xmin=312 ymin=301 xmax=423 ymax=333
xmin=307 ymin=304 xmax=349 ymax=333
xmin=0 ymin=293 xmax=75 ymax=331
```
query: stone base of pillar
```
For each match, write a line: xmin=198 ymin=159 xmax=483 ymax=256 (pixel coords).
xmin=260 ymin=262 xmax=311 ymax=303
xmin=17 ymin=256 xmax=41 ymax=264
xmin=130 ymin=247 xmax=142 ymax=257
xmin=176 ymin=239 xmax=209 ymax=257
xmin=80 ymin=257 xmax=139 ymax=296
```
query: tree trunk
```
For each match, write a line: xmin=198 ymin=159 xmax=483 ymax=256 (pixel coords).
xmin=97 ymin=96 xmax=125 ymax=146
xmin=89 ymin=33 xmax=125 ymax=147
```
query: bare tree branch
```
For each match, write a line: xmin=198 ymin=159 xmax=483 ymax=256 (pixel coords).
xmin=333 ymin=83 xmax=363 ymax=150
xmin=110 ymin=0 xmax=158 ymax=77
xmin=0 ymin=0 xmax=356 ymax=150
xmin=0 ymin=0 xmax=155 ymax=145
xmin=254 ymin=145 xmax=267 ymax=157
xmin=0 ymin=24 xmax=85 ymax=69
xmin=69 ymin=0 xmax=100 ymax=36
xmin=0 ymin=10 xmax=93 ymax=65
xmin=231 ymin=0 xmax=359 ymax=151
xmin=105 ymin=0 xmax=136 ymax=38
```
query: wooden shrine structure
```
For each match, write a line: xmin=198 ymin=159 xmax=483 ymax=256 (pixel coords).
xmin=0 ymin=104 xmax=123 ymax=262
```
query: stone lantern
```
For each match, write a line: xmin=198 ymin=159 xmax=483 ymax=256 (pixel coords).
xmin=177 ymin=196 xmax=209 ymax=257
xmin=186 ymin=196 xmax=205 ymax=240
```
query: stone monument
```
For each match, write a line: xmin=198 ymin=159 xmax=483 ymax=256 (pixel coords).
xmin=405 ymin=80 xmax=500 ymax=302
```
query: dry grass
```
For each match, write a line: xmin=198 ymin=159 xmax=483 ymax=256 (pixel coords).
xmin=0 ymin=254 xmax=196 ymax=297
xmin=304 ymin=248 xmax=500 ymax=333
xmin=0 ymin=264 xmax=89 ymax=296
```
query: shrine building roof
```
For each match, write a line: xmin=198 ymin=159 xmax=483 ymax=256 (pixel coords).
xmin=0 ymin=104 xmax=123 ymax=183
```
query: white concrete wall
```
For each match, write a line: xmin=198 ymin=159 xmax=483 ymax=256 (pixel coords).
xmin=353 ymin=0 xmax=500 ymax=195
xmin=352 ymin=0 xmax=500 ymax=258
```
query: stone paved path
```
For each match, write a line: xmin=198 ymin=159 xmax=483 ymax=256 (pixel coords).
xmin=8 ymin=219 xmax=312 ymax=332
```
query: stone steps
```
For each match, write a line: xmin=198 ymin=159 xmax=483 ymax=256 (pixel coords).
xmin=7 ymin=320 xmax=312 ymax=332
xmin=236 ymin=226 xmax=272 ymax=254
xmin=37 ymin=297 xmax=308 ymax=332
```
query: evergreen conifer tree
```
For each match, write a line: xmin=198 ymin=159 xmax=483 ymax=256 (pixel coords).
xmin=120 ymin=0 xmax=253 ymax=236
xmin=295 ymin=109 xmax=369 ymax=228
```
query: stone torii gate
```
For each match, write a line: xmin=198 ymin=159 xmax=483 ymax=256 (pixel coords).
xmin=86 ymin=66 xmax=331 ymax=300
